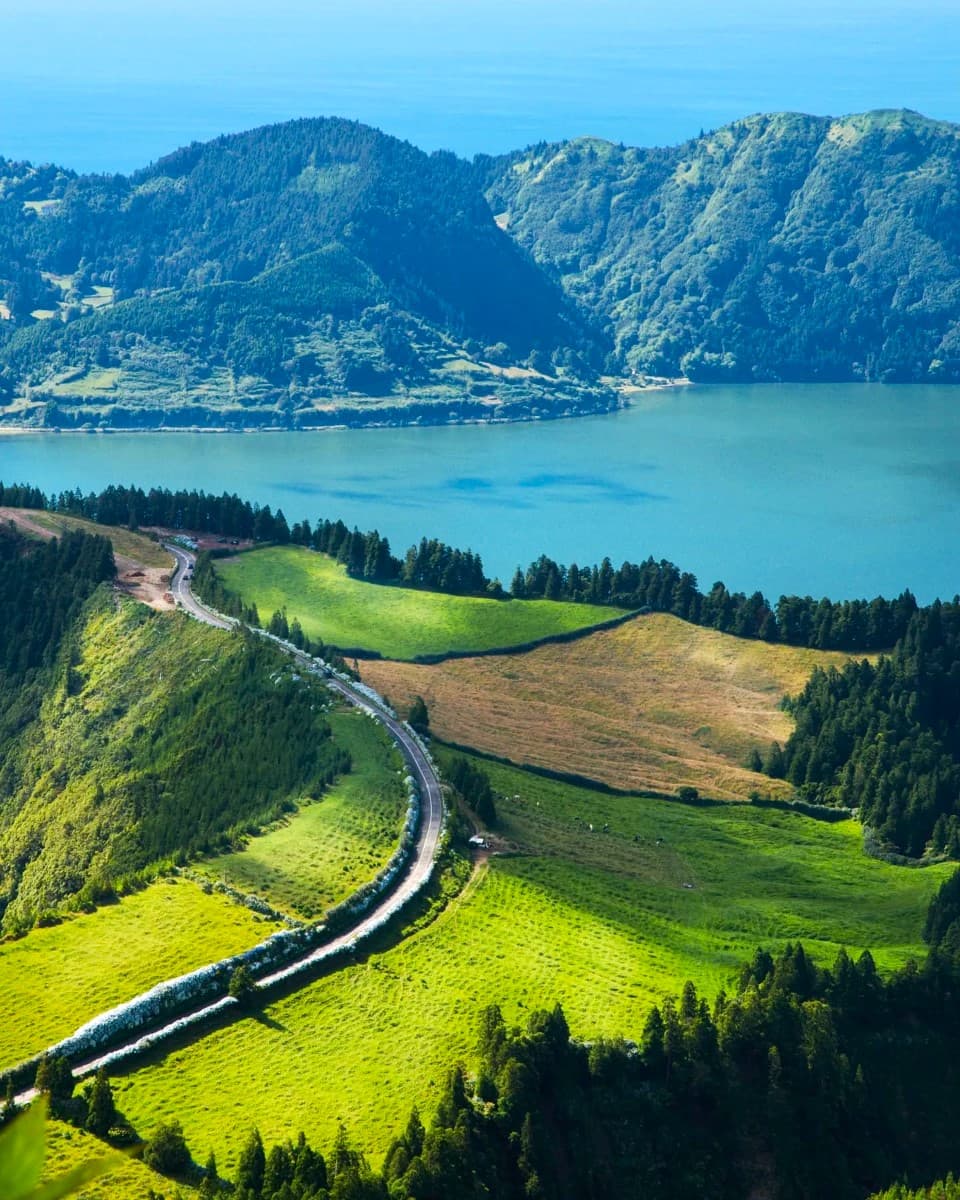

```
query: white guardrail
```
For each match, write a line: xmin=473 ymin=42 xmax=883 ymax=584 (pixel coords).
xmin=2 ymin=575 xmax=445 ymax=1093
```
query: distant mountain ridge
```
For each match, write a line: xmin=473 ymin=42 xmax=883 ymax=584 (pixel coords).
xmin=1 ymin=108 xmax=959 ymax=429
xmin=0 ymin=118 xmax=609 ymax=429
xmin=480 ymin=108 xmax=960 ymax=383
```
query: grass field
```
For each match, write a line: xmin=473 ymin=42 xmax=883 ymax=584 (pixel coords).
xmin=113 ymin=756 xmax=950 ymax=1175
xmin=4 ymin=509 xmax=172 ymax=569
xmin=50 ymin=367 xmax=121 ymax=396
xmin=45 ymin=1120 xmax=197 ymax=1200
xmin=364 ymin=612 xmax=856 ymax=798
xmin=0 ymin=878 xmax=283 ymax=1070
xmin=0 ymin=699 xmax=411 ymax=1070
xmin=196 ymin=710 xmax=406 ymax=919
xmin=215 ymin=546 xmax=629 ymax=660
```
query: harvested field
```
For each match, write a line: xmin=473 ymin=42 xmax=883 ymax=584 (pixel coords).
xmin=363 ymin=612 xmax=859 ymax=799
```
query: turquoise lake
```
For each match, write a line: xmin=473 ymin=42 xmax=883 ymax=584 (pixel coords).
xmin=1 ymin=384 xmax=957 ymax=603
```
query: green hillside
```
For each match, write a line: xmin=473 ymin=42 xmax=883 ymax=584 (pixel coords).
xmin=215 ymin=546 xmax=631 ymax=659
xmin=113 ymin=755 xmax=949 ymax=1170
xmin=481 ymin=108 xmax=960 ymax=382
xmin=0 ymin=878 xmax=284 ymax=1069
xmin=194 ymin=709 xmax=406 ymax=920
xmin=0 ymin=711 xmax=406 ymax=1070
xmin=0 ymin=585 xmax=350 ymax=935
xmin=6 ymin=109 xmax=960 ymax=427
xmin=0 ymin=118 xmax=609 ymax=429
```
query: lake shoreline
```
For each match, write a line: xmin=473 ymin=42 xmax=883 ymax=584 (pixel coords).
xmin=0 ymin=378 xmax=692 ymax=435
xmin=1 ymin=382 xmax=954 ymax=605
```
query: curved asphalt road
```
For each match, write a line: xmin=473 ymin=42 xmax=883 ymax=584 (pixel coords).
xmin=13 ymin=545 xmax=445 ymax=1098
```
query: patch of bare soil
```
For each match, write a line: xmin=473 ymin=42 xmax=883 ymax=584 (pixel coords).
xmin=0 ymin=508 xmax=175 ymax=612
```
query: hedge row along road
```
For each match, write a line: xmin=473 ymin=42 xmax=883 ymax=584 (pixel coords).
xmin=13 ymin=545 xmax=445 ymax=1102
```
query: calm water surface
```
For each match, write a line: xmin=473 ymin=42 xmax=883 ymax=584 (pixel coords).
xmin=2 ymin=0 xmax=958 ymax=172
xmin=1 ymin=384 xmax=958 ymax=603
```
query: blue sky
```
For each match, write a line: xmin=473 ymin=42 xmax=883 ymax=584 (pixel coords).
xmin=2 ymin=1 xmax=958 ymax=170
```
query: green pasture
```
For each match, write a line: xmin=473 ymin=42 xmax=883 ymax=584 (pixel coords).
xmin=0 ymin=702 xmax=410 ymax=1071
xmin=45 ymin=1120 xmax=197 ymax=1200
xmin=196 ymin=710 xmax=406 ymax=919
xmin=114 ymin=758 xmax=950 ymax=1174
xmin=215 ymin=546 xmax=629 ymax=660
xmin=0 ymin=878 xmax=282 ymax=1070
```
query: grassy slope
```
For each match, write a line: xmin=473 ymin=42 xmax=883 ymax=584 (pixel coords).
xmin=45 ymin=1120 xmax=198 ymax=1200
xmin=0 ymin=588 xmax=360 ymax=933
xmin=363 ymin=612 xmax=856 ymax=799
xmin=216 ymin=546 xmax=629 ymax=660
xmin=0 ymin=709 xmax=408 ymax=1070
xmin=196 ymin=710 xmax=406 ymax=920
xmin=0 ymin=878 xmax=283 ymax=1069
xmin=114 ymin=757 xmax=950 ymax=1173
xmin=22 ymin=510 xmax=172 ymax=568
xmin=0 ymin=597 xmax=233 ymax=932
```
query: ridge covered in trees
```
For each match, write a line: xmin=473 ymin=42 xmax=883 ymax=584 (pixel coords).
xmin=0 ymin=481 xmax=932 ymax=655
xmin=770 ymin=601 xmax=960 ymax=857
xmin=0 ymin=528 xmax=350 ymax=933
xmin=480 ymin=108 xmax=960 ymax=383
xmin=0 ymin=117 xmax=608 ymax=429
xmin=4 ymin=109 xmax=960 ymax=428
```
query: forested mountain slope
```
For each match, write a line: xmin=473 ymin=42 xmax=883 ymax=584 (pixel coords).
xmin=481 ymin=108 xmax=960 ymax=382
xmin=0 ymin=119 xmax=606 ymax=428
xmin=3 ymin=108 xmax=960 ymax=427
xmin=772 ymin=600 xmax=960 ymax=858
xmin=0 ymin=530 xmax=349 ymax=934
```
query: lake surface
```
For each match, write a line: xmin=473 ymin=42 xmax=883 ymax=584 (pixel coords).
xmin=2 ymin=385 xmax=958 ymax=604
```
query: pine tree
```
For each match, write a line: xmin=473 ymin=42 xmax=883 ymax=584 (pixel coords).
xmin=84 ymin=1067 xmax=116 ymax=1138
xmin=263 ymin=1143 xmax=293 ymax=1196
xmin=199 ymin=1151 xmax=220 ymax=1198
xmin=236 ymin=1128 xmax=266 ymax=1198
xmin=291 ymin=1132 xmax=327 ymax=1195
xmin=34 ymin=1055 xmax=74 ymax=1117
xmin=229 ymin=964 xmax=258 ymax=1008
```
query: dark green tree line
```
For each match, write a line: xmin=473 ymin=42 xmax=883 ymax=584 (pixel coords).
xmin=772 ymin=601 xmax=960 ymax=855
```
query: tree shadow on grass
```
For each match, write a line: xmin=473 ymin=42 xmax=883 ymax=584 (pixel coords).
xmin=251 ymin=1010 xmax=288 ymax=1033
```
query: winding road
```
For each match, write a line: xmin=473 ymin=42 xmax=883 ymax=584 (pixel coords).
xmin=166 ymin=544 xmax=445 ymax=961
xmin=12 ymin=545 xmax=445 ymax=1098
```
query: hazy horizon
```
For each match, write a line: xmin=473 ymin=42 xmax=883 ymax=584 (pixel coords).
xmin=2 ymin=0 xmax=958 ymax=172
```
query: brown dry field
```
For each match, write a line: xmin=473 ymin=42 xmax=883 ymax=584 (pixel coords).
xmin=362 ymin=613 xmax=860 ymax=800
